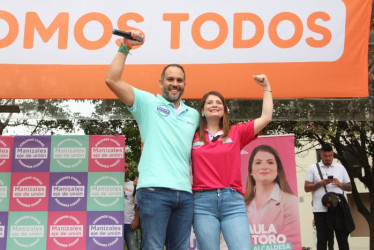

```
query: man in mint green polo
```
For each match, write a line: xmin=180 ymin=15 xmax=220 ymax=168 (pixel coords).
xmin=105 ymin=30 xmax=199 ymax=250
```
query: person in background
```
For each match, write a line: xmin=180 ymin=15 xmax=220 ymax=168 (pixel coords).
xmin=191 ymin=74 xmax=273 ymax=250
xmin=304 ymin=143 xmax=352 ymax=250
xmin=124 ymin=161 xmax=139 ymax=250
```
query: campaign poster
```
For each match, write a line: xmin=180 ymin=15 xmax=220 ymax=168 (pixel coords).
xmin=7 ymin=211 xmax=48 ymax=250
xmin=50 ymin=135 xmax=89 ymax=172
xmin=47 ymin=211 xmax=87 ymax=250
xmin=0 ymin=173 xmax=10 ymax=211
xmin=9 ymin=172 xmax=49 ymax=211
xmin=12 ymin=136 xmax=51 ymax=172
xmin=220 ymin=135 xmax=301 ymax=250
xmin=88 ymin=135 xmax=125 ymax=172
xmin=87 ymin=172 xmax=124 ymax=211
xmin=49 ymin=172 xmax=88 ymax=211
xmin=0 ymin=136 xmax=13 ymax=172
xmin=0 ymin=212 xmax=8 ymax=249
xmin=0 ymin=135 xmax=125 ymax=250
xmin=86 ymin=211 xmax=123 ymax=250
xmin=242 ymin=135 xmax=300 ymax=249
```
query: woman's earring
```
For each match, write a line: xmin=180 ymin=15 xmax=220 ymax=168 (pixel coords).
xmin=201 ymin=113 xmax=205 ymax=118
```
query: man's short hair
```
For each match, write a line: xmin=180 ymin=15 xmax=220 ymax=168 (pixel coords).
xmin=321 ymin=143 xmax=333 ymax=152
xmin=160 ymin=64 xmax=185 ymax=81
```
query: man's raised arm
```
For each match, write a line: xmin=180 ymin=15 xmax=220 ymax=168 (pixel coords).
xmin=105 ymin=30 xmax=144 ymax=107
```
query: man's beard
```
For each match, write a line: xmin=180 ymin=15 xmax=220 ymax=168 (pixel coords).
xmin=162 ymin=85 xmax=184 ymax=103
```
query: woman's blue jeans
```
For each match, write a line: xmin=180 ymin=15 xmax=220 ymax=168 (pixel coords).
xmin=193 ymin=188 xmax=251 ymax=250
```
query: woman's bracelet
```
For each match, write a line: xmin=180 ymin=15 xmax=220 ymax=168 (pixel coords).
xmin=264 ymin=89 xmax=272 ymax=93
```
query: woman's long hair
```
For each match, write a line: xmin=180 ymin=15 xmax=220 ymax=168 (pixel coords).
xmin=244 ymin=144 xmax=294 ymax=206
xmin=198 ymin=91 xmax=230 ymax=142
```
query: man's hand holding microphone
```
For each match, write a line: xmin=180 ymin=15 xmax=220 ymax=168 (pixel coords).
xmin=112 ymin=29 xmax=144 ymax=47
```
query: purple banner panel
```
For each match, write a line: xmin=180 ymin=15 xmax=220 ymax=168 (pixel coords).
xmin=12 ymin=136 xmax=51 ymax=172
xmin=49 ymin=173 xmax=88 ymax=211
xmin=0 ymin=212 xmax=8 ymax=249
xmin=86 ymin=211 xmax=123 ymax=250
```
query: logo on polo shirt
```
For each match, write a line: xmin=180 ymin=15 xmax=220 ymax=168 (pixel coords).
xmin=185 ymin=119 xmax=195 ymax=126
xmin=222 ymin=138 xmax=233 ymax=144
xmin=192 ymin=141 xmax=204 ymax=150
xmin=156 ymin=105 xmax=170 ymax=117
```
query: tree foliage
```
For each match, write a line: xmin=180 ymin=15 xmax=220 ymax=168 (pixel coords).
xmin=0 ymin=99 xmax=74 ymax=135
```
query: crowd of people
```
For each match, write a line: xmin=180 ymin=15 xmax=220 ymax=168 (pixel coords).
xmin=107 ymin=30 xmax=354 ymax=250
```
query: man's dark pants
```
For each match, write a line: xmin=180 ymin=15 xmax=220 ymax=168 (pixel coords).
xmin=314 ymin=212 xmax=349 ymax=250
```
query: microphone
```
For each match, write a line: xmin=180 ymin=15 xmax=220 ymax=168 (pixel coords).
xmin=112 ymin=29 xmax=144 ymax=42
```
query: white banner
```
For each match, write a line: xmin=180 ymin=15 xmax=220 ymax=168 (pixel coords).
xmin=1 ymin=0 xmax=345 ymax=65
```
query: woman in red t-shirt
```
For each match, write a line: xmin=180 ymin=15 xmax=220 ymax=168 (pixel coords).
xmin=191 ymin=74 xmax=273 ymax=250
